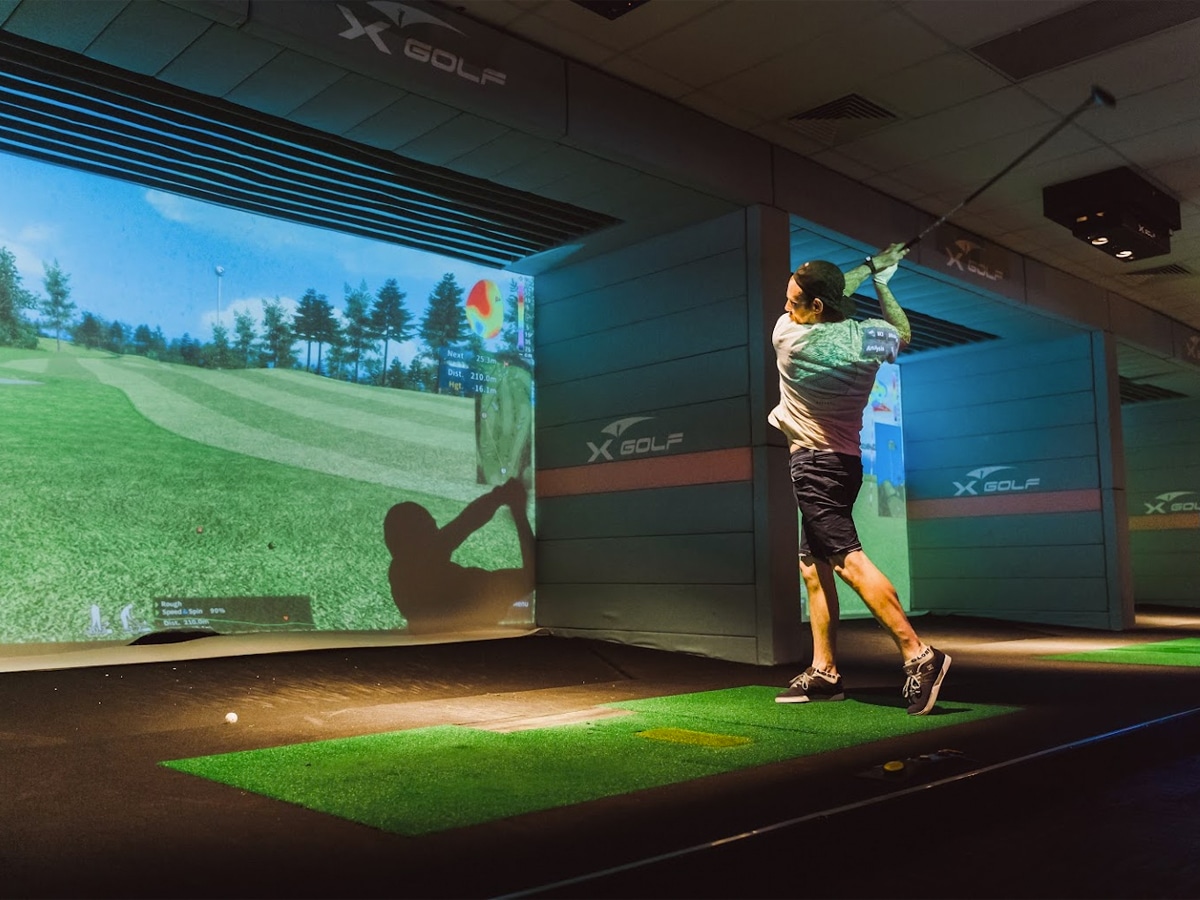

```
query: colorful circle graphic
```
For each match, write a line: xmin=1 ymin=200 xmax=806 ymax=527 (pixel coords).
xmin=466 ymin=279 xmax=504 ymax=339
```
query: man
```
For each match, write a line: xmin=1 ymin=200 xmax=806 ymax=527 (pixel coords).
xmin=768 ymin=242 xmax=950 ymax=715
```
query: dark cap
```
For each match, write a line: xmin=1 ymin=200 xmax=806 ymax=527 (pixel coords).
xmin=792 ymin=260 xmax=854 ymax=318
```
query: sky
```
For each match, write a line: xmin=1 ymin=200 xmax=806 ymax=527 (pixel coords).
xmin=0 ymin=149 xmax=528 ymax=365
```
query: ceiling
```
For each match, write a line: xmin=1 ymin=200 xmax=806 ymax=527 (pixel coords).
xmin=452 ymin=0 xmax=1200 ymax=331
xmin=1 ymin=0 xmax=1198 ymax=395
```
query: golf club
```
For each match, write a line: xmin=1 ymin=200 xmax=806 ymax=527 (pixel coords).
xmin=899 ymin=85 xmax=1117 ymax=252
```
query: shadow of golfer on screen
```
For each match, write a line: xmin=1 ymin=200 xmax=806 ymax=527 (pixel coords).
xmin=384 ymin=477 xmax=535 ymax=635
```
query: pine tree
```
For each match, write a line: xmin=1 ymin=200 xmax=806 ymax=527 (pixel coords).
xmin=418 ymin=272 xmax=466 ymax=393
xmin=40 ymin=259 xmax=76 ymax=351
xmin=370 ymin=277 xmax=413 ymax=387
xmin=341 ymin=279 xmax=374 ymax=383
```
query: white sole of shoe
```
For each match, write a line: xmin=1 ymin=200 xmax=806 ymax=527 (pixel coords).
xmin=910 ymin=654 xmax=951 ymax=716
xmin=775 ymin=692 xmax=846 ymax=704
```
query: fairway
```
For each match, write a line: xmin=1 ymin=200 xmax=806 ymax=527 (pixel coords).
xmin=0 ymin=347 xmax=530 ymax=644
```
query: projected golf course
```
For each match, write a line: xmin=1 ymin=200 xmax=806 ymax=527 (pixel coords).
xmin=0 ymin=345 xmax=530 ymax=644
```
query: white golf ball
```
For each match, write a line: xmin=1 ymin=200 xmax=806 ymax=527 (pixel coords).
xmin=225 ymin=711 xmax=238 ymax=724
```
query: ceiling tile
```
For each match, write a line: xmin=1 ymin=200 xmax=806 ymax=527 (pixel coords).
xmin=343 ymin=93 xmax=461 ymax=151
xmin=1022 ymin=17 xmax=1200 ymax=111
xmin=85 ymin=1 xmax=211 ymax=75
xmin=287 ymin=73 xmax=403 ymax=136
xmin=491 ymin=143 xmax=604 ymax=192
xmin=530 ymin=0 xmax=719 ymax=53
xmin=835 ymin=87 xmax=1060 ymax=174
xmin=747 ymin=121 xmax=825 ymax=158
xmin=156 ymin=23 xmax=281 ymax=96
xmin=533 ymin=154 xmax=641 ymax=207
xmin=448 ymin=0 xmax=526 ymax=30
xmin=625 ymin=0 xmax=886 ymax=88
xmin=681 ymin=88 xmax=764 ymax=130
xmin=1 ymin=0 xmax=125 ymax=52
xmin=451 ymin=130 xmax=558 ymax=180
xmin=858 ymin=51 xmax=1011 ymax=119
xmin=901 ymin=0 xmax=1085 ymax=48
xmin=223 ymin=48 xmax=346 ymax=116
xmin=708 ymin=7 xmax=948 ymax=121
xmin=808 ymin=150 xmax=882 ymax=185
xmin=602 ymin=53 xmax=692 ymax=99
xmin=500 ymin=12 xmax=616 ymax=67
xmin=397 ymin=113 xmax=511 ymax=167
xmin=862 ymin=172 xmax=927 ymax=203
xmin=1075 ymin=73 xmax=1200 ymax=144
xmin=1114 ymin=118 xmax=1200 ymax=170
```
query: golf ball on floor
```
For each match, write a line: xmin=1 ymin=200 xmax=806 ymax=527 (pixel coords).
xmin=225 ymin=711 xmax=238 ymax=724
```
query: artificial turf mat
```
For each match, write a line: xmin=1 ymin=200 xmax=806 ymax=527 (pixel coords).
xmin=1044 ymin=637 xmax=1200 ymax=667
xmin=161 ymin=686 xmax=1017 ymax=835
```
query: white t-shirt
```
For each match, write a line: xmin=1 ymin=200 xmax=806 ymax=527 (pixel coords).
xmin=768 ymin=314 xmax=900 ymax=456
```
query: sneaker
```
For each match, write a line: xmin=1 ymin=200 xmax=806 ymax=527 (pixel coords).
xmin=902 ymin=648 xmax=951 ymax=716
xmin=776 ymin=667 xmax=845 ymax=704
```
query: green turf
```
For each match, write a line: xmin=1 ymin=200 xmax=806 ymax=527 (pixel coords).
xmin=0 ymin=347 xmax=530 ymax=642
xmin=1044 ymin=637 xmax=1200 ymax=667
xmin=161 ymin=686 xmax=1018 ymax=835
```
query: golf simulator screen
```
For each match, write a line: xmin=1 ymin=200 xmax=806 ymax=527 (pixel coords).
xmin=0 ymin=149 xmax=536 ymax=649
xmin=803 ymin=360 xmax=912 ymax=620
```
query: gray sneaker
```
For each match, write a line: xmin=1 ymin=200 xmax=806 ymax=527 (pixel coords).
xmin=776 ymin=667 xmax=845 ymax=704
xmin=902 ymin=648 xmax=951 ymax=715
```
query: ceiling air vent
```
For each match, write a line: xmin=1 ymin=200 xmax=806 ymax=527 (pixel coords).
xmin=969 ymin=0 xmax=1200 ymax=81
xmin=1116 ymin=262 xmax=1193 ymax=286
xmin=1119 ymin=377 xmax=1188 ymax=405
xmin=785 ymin=94 xmax=897 ymax=145
xmin=1126 ymin=263 xmax=1192 ymax=276
xmin=571 ymin=1 xmax=650 ymax=20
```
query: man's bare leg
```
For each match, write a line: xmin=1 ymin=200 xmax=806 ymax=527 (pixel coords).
xmin=800 ymin=555 xmax=841 ymax=675
xmin=833 ymin=549 xmax=924 ymax=661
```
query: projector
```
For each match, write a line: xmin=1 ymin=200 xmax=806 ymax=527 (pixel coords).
xmin=1043 ymin=166 xmax=1180 ymax=262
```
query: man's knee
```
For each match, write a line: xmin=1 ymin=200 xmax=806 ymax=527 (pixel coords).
xmin=832 ymin=549 xmax=865 ymax=582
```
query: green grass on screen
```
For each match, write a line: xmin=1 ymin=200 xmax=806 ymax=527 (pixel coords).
xmin=0 ymin=347 xmax=528 ymax=643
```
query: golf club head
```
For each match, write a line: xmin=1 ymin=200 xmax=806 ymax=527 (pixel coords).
xmin=1090 ymin=85 xmax=1117 ymax=108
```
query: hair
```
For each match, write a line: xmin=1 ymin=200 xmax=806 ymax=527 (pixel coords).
xmin=792 ymin=260 xmax=851 ymax=321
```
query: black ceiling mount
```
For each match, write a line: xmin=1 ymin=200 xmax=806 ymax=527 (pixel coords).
xmin=1043 ymin=166 xmax=1181 ymax=263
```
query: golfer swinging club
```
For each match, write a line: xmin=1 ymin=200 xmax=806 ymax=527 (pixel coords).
xmin=770 ymin=242 xmax=950 ymax=715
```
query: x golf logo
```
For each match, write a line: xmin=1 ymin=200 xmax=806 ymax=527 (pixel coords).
xmin=1144 ymin=491 xmax=1197 ymax=514
xmin=586 ymin=416 xmax=683 ymax=462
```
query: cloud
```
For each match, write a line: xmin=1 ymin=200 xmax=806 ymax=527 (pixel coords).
xmin=0 ymin=227 xmax=52 ymax=286
xmin=199 ymin=294 xmax=299 ymax=332
xmin=144 ymin=190 xmax=200 ymax=223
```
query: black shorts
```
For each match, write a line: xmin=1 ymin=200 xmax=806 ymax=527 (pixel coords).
xmin=789 ymin=448 xmax=864 ymax=561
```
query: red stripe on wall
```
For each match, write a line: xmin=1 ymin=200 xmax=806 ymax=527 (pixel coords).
xmin=907 ymin=489 xmax=1101 ymax=520
xmin=1129 ymin=512 xmax=1200 ymax=531
xmin=537 ymin=448 xmax=752 ymax=498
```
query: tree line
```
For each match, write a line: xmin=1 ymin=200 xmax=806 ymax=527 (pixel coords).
xmin=0 ymin=247 xmax=533 ymax=392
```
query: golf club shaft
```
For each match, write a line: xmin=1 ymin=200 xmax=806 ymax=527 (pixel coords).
xmin=901 ymin=86 xmax=1116 ymax=251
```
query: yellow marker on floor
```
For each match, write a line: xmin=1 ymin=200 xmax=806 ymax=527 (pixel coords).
xmin=637 ymin=727 xmax=752 ymax=748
